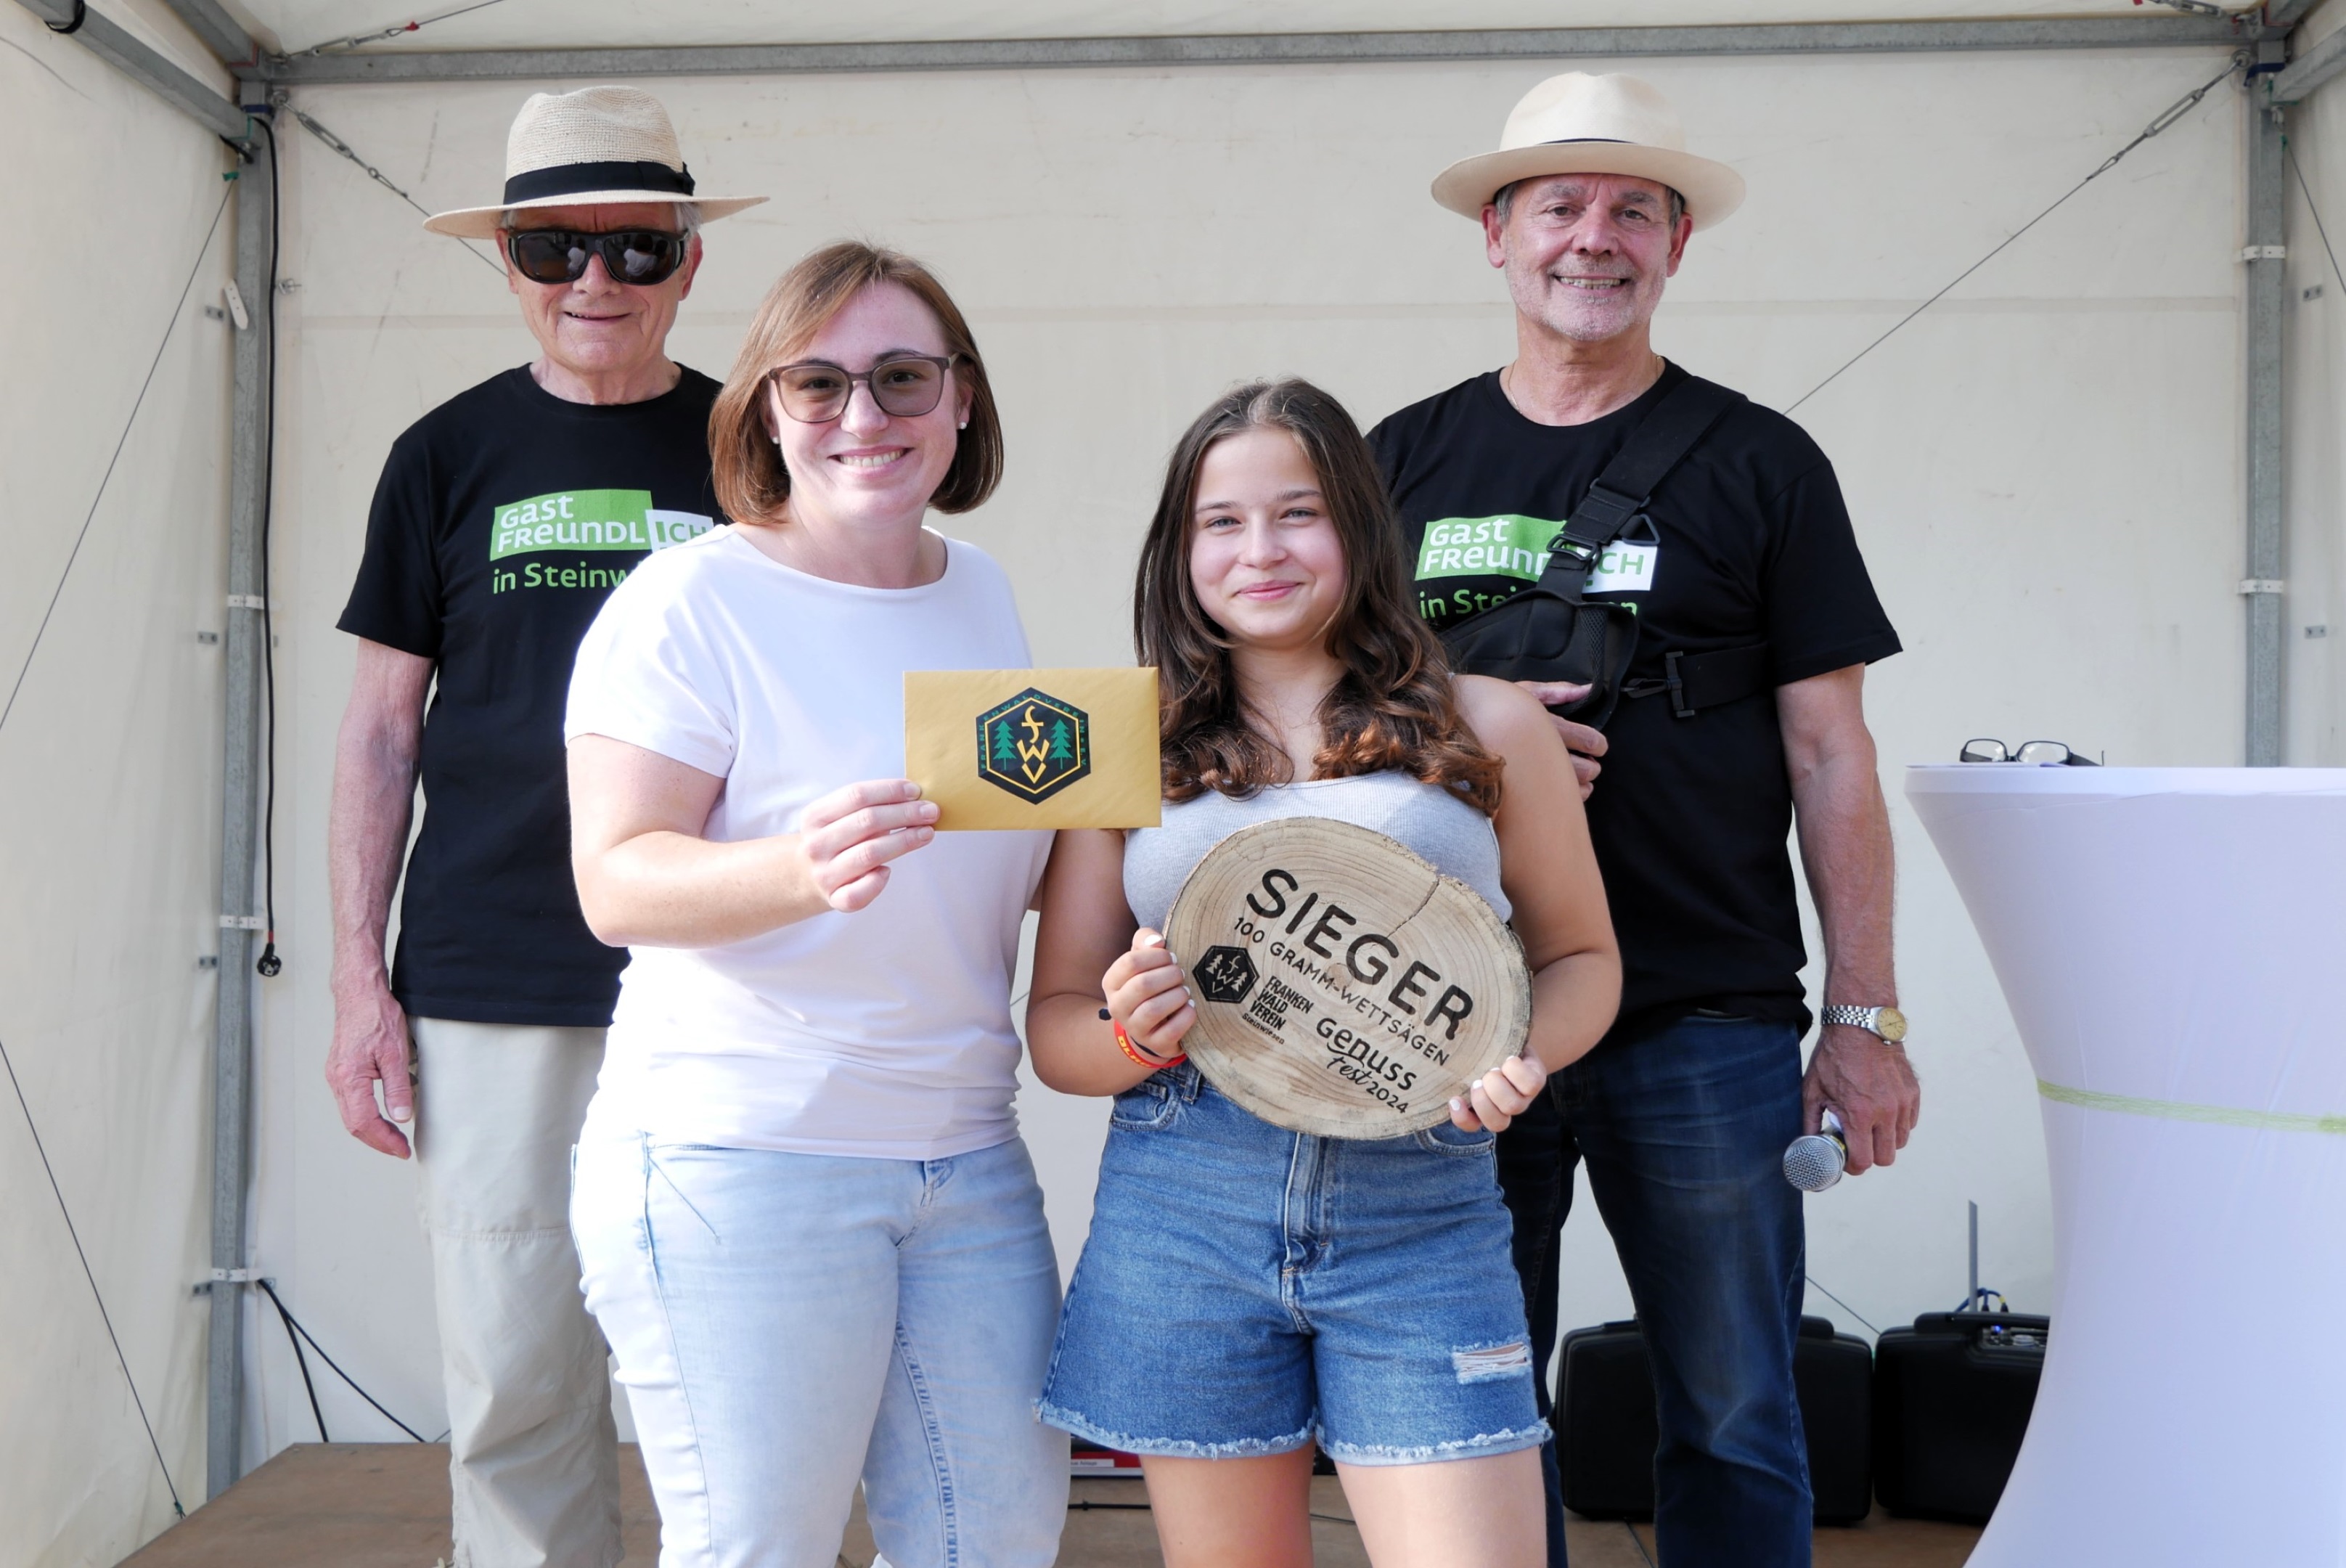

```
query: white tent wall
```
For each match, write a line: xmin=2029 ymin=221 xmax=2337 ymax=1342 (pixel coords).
xmin=2287 ymin=1 xmax=2346 ymax=761
xmin=229 ymin=44 xmax=2256 ymax=1466
xmin=0 ymin=1 xmax=242 ymax=1562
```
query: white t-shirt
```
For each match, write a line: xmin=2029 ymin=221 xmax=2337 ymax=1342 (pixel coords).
xmin=563 ymin=526 xmax=1050 ymax=1159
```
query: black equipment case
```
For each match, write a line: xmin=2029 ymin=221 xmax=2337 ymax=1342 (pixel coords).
xmin=1557 ymin=1315 xmax=1873 ymax=1524
xmin=1871 ymin=1311 xmax=2048 ymax=1524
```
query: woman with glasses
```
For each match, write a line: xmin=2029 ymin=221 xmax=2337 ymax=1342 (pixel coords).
xmin=563 ymin=242 xmax=1067 ymax=1567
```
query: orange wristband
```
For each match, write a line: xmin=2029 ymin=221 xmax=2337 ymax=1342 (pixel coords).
xmin=1113 ymin=1018 xmax=1185 ymax=1071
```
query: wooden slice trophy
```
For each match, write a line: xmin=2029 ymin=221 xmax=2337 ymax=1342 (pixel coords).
xmin=1164 ymin=817 xmax=1532 ymax=1138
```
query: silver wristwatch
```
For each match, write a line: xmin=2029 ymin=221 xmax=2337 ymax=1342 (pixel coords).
xmin=1822 ymin=1004 xmax=1908 ymax=1043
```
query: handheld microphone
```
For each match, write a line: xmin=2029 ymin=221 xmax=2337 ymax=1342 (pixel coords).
xmin=1783 ymin=1108 xmax=1848 ymax=1193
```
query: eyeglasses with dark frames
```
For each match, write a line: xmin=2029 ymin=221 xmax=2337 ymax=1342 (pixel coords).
xmin=505 ymin=227 xmax=690 ymax=287
xmin=1958 ymin=738 xmax=2100 ymax=766
xmin=765 ymin=354 xmax=962 ymax=423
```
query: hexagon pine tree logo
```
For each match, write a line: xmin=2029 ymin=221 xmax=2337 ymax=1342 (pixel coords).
xmin=1194 ymin=945 xmax=1259 ymax=1005
xmin=976 ymin=687 xmax=1092 ymax=804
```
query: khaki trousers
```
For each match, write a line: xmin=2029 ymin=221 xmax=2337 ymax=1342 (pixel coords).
xmin=412 ymin=1016 xmax=619 ymax=1568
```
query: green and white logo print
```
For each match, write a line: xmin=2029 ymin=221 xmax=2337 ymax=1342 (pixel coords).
xmin=488 ymin=489 xmax=713 ymax=594
xmin=1415 ymin=515 xmax=1659 ymax=593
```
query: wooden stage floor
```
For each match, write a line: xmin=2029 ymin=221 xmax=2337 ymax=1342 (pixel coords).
xmin=120 ymin=1444 xmax=1983 ymax=1567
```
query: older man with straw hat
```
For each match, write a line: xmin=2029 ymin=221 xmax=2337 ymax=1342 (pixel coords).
xmin=323 ymin=86 xmax=761 ymax=1568
xmin=1369 ymin=73 xmax=1916 ymax=1566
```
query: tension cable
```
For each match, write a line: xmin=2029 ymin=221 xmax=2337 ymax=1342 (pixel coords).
xmin=285 ymin=0 xmax=516 ymax=59
xmin=1786 ymin=57 xmax=2244 ymax=415
xmin=0 ymin=1031 xmax=186 ymax=1515
xmin=288 ymin=106 xmax=504 ymax=275
xmin=2286 ymin=139 xmax=2346 ymax=301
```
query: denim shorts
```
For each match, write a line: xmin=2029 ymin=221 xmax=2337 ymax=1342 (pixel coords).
xmin=1037 ymin=1063 xmax=1548 ymax=1466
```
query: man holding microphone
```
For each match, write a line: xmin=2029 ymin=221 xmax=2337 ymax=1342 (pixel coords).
xmin=1370 ymin=73 xmax=1918 ymax=1565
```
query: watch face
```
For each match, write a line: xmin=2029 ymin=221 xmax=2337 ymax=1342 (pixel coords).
xmin=1876 ymin=1006 xmax=1908 ymax=1042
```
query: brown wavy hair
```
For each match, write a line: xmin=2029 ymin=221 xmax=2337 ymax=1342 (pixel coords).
xmin=1135 ymin=379 xmax=1503 ymax=815
xmin=710 ymin=242 xmax=1003 ymax=524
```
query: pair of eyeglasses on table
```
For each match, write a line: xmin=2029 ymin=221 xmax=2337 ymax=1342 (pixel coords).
xmin=1958 ymin=739 xmax=2100 ymax=766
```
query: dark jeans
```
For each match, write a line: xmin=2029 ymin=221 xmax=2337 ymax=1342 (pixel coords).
xmin=1503 ymin=1013 xmax=1812 ymax=1568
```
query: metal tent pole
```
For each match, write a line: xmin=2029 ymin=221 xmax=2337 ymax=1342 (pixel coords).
xmin=2244 ymin=73 xmax=2286 ymax=767
xmin=2271 ymin=25 xmax=2346 ymax=104
xmin=257 ymin=15 xmax=2259 ymax=86
xmin=11 ymin=0 xmax=269 ymax=1502
xmin=152 ymin=0 xmax=256 ymax=70
xmin=208 ymin=113 xmax=271 ymax=1500
xmin=8 ymin=0 xmax=245 ymax=135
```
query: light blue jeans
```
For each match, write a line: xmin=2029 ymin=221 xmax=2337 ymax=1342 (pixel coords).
xmin=570 ymin=1131 xmax=1068 ymax=1568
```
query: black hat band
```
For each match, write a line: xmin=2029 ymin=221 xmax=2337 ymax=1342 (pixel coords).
xmin=503 ymin=160 xmax=696 ymax=205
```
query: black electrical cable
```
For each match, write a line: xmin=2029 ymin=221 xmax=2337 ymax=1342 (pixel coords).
xmin=255 ymin=1278 xmax=432 ymax=1442
xmin=258 ymin=1278 xmax=330 ymax=1441
xmin=0 ymin=1030 xmax=186 ymax=1516
xmin=1785 ymin=56 xmax=2242 ymax=415
xmin=253 ymin=113 xmax=283 ymax=979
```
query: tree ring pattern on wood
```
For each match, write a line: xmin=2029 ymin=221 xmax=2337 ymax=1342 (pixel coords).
xmin=1164 ymin=816 xmax=1531 ymax=1138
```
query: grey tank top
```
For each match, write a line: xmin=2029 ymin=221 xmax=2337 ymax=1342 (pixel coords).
xmin=1123 ymin=772 xmax=1510 ymax=933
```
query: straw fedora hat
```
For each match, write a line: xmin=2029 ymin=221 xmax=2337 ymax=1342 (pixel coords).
xmin=1431 ymin=73 xmax=1744 ymax=231
xmin=424 ymin=85 xmax=766 ymax=240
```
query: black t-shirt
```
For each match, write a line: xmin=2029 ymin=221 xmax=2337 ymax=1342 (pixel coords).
xmin=338 ymin=365 xmax=724 ymax=1026
xmin=1368 ymin=364 xmax=1900 ymax=1041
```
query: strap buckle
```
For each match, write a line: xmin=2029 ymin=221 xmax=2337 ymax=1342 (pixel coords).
xmin=1659 ymin=650 xmax=1693 ymax=718
xmin=1619 ymin=650 xmax=1695 ymax=716
xmin=1566 ymin=481 xmax=1642 ymax=542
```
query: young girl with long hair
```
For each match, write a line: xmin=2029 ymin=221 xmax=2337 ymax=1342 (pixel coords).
xmin=1027 ymin=379 xmax=1622 ymax=1567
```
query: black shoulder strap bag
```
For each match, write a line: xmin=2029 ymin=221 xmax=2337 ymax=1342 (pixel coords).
xmin=1437 ymin=375 xmax=1762 ymax=730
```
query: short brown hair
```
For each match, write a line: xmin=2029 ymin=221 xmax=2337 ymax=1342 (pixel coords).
xmin=1135 ymin=379 xmax=1503 ymax=815
xmin=710 ymin=242 xmax=1002 ymax=523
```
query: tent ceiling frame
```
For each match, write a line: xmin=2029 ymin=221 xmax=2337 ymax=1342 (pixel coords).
xmin=12 ymin=0 xmax=2339 ymax=1520
xmin=2271 ymin=25 xmax=2346 ymax=99
xmin=253 ymin=16 xmax=2266 ymax=86
xmin=158 ymin=0 xmax=256 ymax=72
xmin=13 ymin=0 xmax=247 ymax=136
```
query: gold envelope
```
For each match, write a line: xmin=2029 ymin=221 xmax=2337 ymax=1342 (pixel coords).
xmin=904 ymin=667 xmax=1162 ymax=831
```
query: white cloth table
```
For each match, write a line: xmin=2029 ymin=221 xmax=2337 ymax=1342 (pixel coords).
xmin=1905 ymin=766 xmax=2346 ymax=1566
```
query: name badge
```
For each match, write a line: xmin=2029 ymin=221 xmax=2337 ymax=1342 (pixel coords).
xmin=1585 ymin=539 xmax=1660 ymax=594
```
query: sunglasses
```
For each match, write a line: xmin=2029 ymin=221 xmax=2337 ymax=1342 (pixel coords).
xmin=766 ymin=354 xmax=962 ymax=423
xmin=505 ymin=227 xmax=689 ymax=287
xmin=1958 ymin=738 xmax=2100 ymax=766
